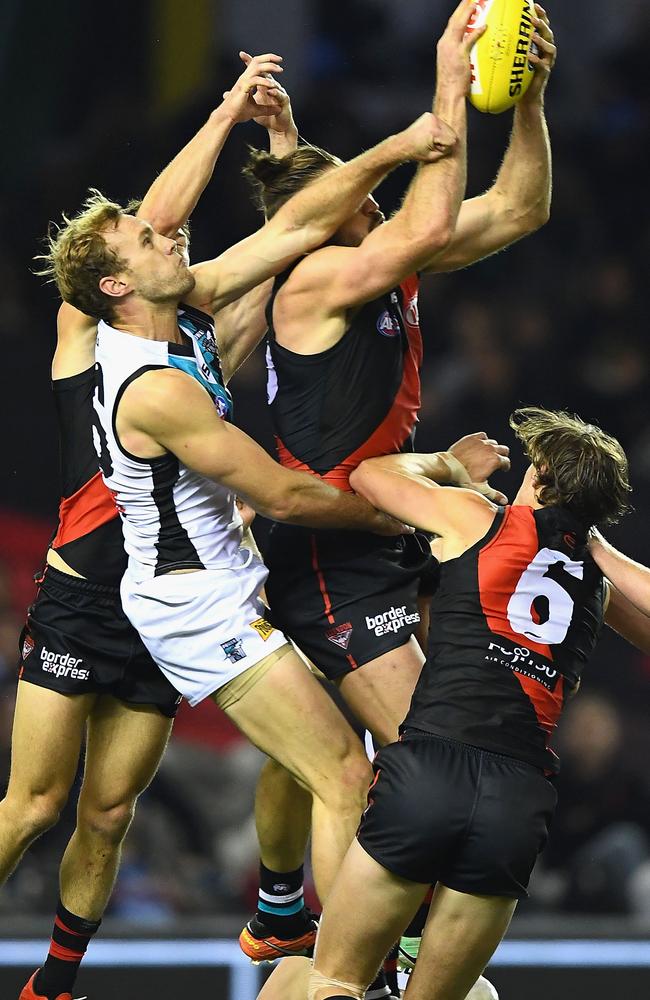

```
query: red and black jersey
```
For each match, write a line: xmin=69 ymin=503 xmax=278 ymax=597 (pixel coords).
xmin=405 ymin=505 xmax=606 ymax=773
xmin=266 ymin=269 xmax=422 ymax=491
xmin=49 ymin=367 xmax=125 ymax=585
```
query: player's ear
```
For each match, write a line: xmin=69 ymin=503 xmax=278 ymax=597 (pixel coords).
xmin=99 ymin=274 xmax=132 ymax=299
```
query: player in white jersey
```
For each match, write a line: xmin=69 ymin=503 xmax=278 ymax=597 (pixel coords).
xmin=36 ymin=97 xmax=466 ymax=985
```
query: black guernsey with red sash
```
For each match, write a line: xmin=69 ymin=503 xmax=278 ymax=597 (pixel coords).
xmin=266 ymin=270 xmax=422 ymax=489
xmin=405 ymin=505 xmax=606 ymax=773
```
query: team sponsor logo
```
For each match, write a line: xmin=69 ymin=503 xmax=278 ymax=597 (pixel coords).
xmin=376 ymin=310 xmax=400 ymax=337
xmin=221 ymin=637 xmax=246 ymax=664
xmin=486 ymin=640 xmax=559 ymax=691
xmin=365 ymin=605 xmax=420 ymax=638
xmin=40 ymin=647 xmax=90 ymax=681
xmin=250 ymin=617 xmax=275 ymax=641
xmin=21 ymin=634 xmax=34 ymax=660
xmin=273 ymin=883 xmax=291 ymax=893
xmin=326 ymin=622 xmax=354 ymax=650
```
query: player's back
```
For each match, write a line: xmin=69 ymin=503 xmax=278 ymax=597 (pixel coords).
xmin=405 ymin=504 xmax=606 ymax=772
xmin=49 ymin=366 xmax=126 ymax=585
xmin=267 ymin=270 xmax=422 ymax=492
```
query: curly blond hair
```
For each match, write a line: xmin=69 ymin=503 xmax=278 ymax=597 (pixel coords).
xmin=35 ymin=189 xmax=126 ymax=321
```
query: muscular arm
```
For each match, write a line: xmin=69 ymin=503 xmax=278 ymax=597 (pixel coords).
xmin=136 ymin=109 xmax=235 ymax=237
xmin=52 ymin=303 xmax=97 ymax=379
xmin=605 ymin=584 xmax=650 ymax=656
xmin=120 ymin=369 xmax=407 ymax=535
xmin=349 ymin=451 xmax=496 ymax=543
xmin=422 ymin=6 xmax=555 ymax=273
xmin=137 ymin=53 xmax=285 ymax=236
xmin=184 ymin=121 xmax=445 ymax=315
xmin=215 ymin=279 xmax=273 ymax=383
xmin=422 ymin=100 xmax=552 ymax=273
xmin=590 ymin=532 xmax=650 ymax=618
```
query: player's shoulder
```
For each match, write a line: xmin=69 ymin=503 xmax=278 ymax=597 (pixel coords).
xmin=284 ymin=244 xmax=358 ymax=294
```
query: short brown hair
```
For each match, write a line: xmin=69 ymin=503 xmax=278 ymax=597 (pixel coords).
xmin=510 ymin=406 xmax=632 ymax=528
xmin=36 ymin=189 xmax=126 ymax=321
xmin=243 ymin=144 xmax=340 ymax=218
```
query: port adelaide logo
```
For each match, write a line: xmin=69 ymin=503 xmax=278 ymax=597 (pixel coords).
xmin=221 ymin=637 xmax=246 ymax=663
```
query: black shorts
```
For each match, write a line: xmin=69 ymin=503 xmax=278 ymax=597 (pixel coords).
xmin=18 ymin=565 xmax=181 ymax=718
xmin=265 ymin=525 xmax=435 ymax=681
xmin=357 ymin=730 xmax=557 ymax=898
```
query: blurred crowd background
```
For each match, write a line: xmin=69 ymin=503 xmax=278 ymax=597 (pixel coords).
xmin=1 ymin=0 xmax=649 ymax=925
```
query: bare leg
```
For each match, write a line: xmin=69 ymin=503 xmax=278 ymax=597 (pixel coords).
xmin=59 ymin=696 xmax=172 ymax=918
xmin=310 ymin=840 xmax=429 ymax=999
xmin=338 ymin=637 xmax=425 ymax=746
xmin=256 ymin=757 xmax=312 ymax=875
xmin=0 ymin=683 xmax=93 ymax=884
xmin=404 ymin=884 xmax=515 ymax=1000
xmin=224 ymin=650 xmax=372 ymax=898
xmin=257 ymin=957 xmax=311 ymax=1000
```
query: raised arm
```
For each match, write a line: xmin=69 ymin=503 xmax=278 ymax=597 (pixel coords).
xmin=185 ymin=110 xmax=457 ymax=315
xmin=264 ymin=0 xmax=476 ymax=325
xmin=137 ymin=53 xmax=285 ymax=236
xmin=423 ymin=4 xmax=555 ymax=273
xmin=214 ymin=59 xmax=300 ymax=376
xmin=120 ymin=369 xmax=410 ymax=536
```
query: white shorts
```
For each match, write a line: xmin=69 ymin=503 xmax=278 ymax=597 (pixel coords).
xmin=121 ymin=556 xmax=288 ymax=706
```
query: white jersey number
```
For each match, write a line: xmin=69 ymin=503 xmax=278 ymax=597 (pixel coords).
xmin=507 ymin=547 xmax=584 ymax=645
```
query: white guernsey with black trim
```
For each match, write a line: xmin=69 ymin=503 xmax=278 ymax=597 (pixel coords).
xmin=93 ymin=305 xmax=243 ymax=583
xmin=92 ymin=305 xmax=288 ymax=706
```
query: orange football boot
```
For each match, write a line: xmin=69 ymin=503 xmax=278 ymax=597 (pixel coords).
xmin=239 ymin=912 xmax=318 ymax=964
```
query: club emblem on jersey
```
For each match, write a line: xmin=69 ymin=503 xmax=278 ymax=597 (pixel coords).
xmin=250 ymin=618 xmax=275 ymax=641
xmin=221 ymin=637 xmax=246 ymax=663
xmin=376 ymin=310 xmax=400 ymax=337
xmin=404 ymin=297 xmax=419 ymax=328
xmin=21 ymin=633 xmax=34 ymax=660
xmin=326 ymin=622 xmax=353 ymax=650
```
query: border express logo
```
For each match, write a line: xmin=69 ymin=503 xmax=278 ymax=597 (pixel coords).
xmin=221 ymin=637 xmax=246 ymax=663
xmin=326 ymin=622 xmax=354 ymax=650
xmin=40 ymin=648 xmax=90 ymax=680
xmin=366 ymin=605 xmax=420 ymax=637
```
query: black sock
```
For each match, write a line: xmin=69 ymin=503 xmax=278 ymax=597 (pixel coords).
xmin=34 ymin=900 xmax=101 ymax=1000
xmin=365 ymin=969 xmax=391 ymax=998
xmin=255 ymin=862 xmax=310 ymax=938
xmin=383 ymin=943 xmax=399 ymax=996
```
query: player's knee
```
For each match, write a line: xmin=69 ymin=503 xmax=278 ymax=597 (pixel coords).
xmin=78 ymin=798 xmax=136 ymax=846
xmin=318 ymin=740 xmax=372 ymax=812
xmin=8 ymin=787 xmax=69 ymax=839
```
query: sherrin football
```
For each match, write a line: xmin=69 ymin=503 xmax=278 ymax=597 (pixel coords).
xmin=467 ymin=0 xmax=537 ymax=114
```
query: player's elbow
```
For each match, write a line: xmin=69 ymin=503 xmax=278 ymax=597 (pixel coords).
xmin=349 ymin=465 xmax=379 ymax=506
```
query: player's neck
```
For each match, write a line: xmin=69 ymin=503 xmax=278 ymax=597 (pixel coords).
xmin=110 ymin=299 xmax=184 ymax=343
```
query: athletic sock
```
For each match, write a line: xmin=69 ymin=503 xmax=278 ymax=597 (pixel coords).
xmin=34 ymin=900 xmax=101 ymax=999
xmin=365 ymin=969 xmax=391 ymax=999
xmin=383 ymin=943 xmax=399 ymax=996
xmin=255 ymin=862 xmax=309 ymax=938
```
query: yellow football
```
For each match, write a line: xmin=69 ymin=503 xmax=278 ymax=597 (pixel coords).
xmin=467 ymin=0 xmax=537 ymax=114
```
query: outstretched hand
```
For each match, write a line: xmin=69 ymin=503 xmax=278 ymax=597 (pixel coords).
xmin=220 ymin=52 xmax=284 ymax=124
xmin=239 ymin=50 xmax=297 ymax=136
xmin=522 ymin=4 xmax=557 ymax=105
xmin=449 ymin=431 xmax=510 ymax=505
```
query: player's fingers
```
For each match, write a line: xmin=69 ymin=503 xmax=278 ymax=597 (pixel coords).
xmin=222 ymin=90 xmax=231 ymax=99
xmin=531 ymin=31 xmax=555 ymax=56
xmin=252 ymin=105 xmax=283 ymax=117
xmin=462 ymin=22 xmax=486 ymax=54
xmin=497 ymin=454 xmax=512 ymax=471
xmin=242 ymin=53 xmax=283 ymax=69
xmin=239 ymin=50 xmax=253 ymax=65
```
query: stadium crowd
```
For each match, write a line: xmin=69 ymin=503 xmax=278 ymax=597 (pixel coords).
xmin=0 ymin=0 xmax=648 ymax=923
